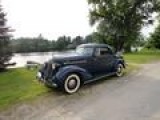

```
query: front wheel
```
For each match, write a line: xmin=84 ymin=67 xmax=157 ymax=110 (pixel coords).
xmin=115 ymin=64 xmax=124 ymax=77
xmin=64 ymin=74 xmax=81 ymax=94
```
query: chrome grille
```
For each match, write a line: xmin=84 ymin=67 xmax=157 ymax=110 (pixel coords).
xmin=43 ymin=63 xmax=53 ymax=80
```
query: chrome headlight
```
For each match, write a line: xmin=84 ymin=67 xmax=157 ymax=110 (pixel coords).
xmin=52 ymin=63 xmax=56 ymax=69
xmin=36 ymin=72 xmax=42 ymax=80
xmin=52 ymin=63 xmax=60 ymax=69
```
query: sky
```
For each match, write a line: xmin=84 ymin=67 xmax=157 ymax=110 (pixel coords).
xmin=1 ymin=0 xmax=158 ymax=40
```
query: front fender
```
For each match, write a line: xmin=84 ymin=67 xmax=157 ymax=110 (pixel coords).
xmin=55 ymin=65 xmax=92 ymax=86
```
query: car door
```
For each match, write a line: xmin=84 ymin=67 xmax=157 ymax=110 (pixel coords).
xmin=74 ymin=47 xmax=99 ymax=77
xmin=93 ymin=47 xmax=115 ymax=75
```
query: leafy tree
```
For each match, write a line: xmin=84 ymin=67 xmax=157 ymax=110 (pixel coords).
xmin=11 ymin=36 xmax=53 ymax=53
xmin=133 ymin=34 xmax=146 ymax=48
xmin=84 ymin=34 xmax=94 ymax=43
xmin=92 ymin=32 xmax=110 ymax=44
xmin=84 ymin=33 xmax=105 ymax=43
xmin=148 ymin=22 xmax=160 ymax=49
xmin=55 ymin=36 xmax=71 ymax=50
xmin=87 ymin=0 xmax=160 ymax=52
xmin=0 ymin=4 xmax=13 ymax=70
xmin=51 ymin=40 xmax=57 ymax=50
xmin=72 ymin=36 xmax=84 ymax=47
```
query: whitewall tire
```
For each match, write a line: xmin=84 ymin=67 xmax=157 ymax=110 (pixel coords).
xmin=116 ymin=64 xmax=124 ymax=77
xmin=64 ymin=74 xmax=81 ymax=94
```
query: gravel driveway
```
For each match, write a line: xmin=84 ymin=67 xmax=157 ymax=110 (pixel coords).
xmin=1 ymin=62 xmax=160 ymax=120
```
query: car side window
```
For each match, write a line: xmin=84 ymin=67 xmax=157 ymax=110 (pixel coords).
xmin=95 ymin=47 xmax=111 ymax=56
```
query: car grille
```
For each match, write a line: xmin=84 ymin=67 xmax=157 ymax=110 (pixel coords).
xmin=43 ymin=63 xmax=53 ymax=80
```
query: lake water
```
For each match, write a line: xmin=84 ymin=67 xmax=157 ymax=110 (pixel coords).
xmin=10 ymin=51 xmax=73 ymax=68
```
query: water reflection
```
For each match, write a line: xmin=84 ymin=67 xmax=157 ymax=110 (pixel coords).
xmin=10 ymin=51 xmax=73 ymax=68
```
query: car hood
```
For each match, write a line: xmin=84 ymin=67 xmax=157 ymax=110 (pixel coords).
xmin=49 ymin=52 xmax=90 ymax=63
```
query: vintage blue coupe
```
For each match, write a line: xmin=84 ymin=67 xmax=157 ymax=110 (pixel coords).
xmin=37 ymin=44 xmax=126 ymax=94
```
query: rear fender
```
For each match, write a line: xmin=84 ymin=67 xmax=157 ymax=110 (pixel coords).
xmin=114 ymin=59 xmax=126 ymax=69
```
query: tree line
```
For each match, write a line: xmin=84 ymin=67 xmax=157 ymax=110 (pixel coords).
xmin=11 ymin=32 xmax=146 ymax=53
xmin=11 ymin=34 xmax=95 ymax=53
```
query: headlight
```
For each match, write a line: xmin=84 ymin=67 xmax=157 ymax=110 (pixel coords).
xmin=52 ymin=63 xmax=60 ymax=69
xmin=52 ymin=63 xmax=56 ymax=69
xmin=36 ymin=72 xmax=42 ymax=79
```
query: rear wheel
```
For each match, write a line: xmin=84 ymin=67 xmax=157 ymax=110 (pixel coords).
xmin=64 ymin=74 xmax=81 ymax=94
xmin=116 ymin=64 xmax=124 ymax=77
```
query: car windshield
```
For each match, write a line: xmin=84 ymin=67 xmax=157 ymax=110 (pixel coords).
xmin=76 ymin=47 xmax=94 ymax=56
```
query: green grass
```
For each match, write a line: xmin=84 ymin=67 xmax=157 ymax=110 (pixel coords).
xmin=0 ymin=68 xmax=49 ymax=110
xmin=124 ymin=49 xmax=160 ymax=64
xmin=124 ymin=49 xmax=160 ymax=74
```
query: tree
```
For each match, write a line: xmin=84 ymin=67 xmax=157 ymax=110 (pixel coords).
xmin=55 ymin=36 xmax=71 ymax=50
xmin=72 ymin=36 xmax=84 ymax=47
xmin=148 ymin=21 xmax=160 ymax=49
xmin=0 ymin=4 xmax=13 ymax=70
xmin=11 ymin=36 xmax=53 ymax=53
xmin=84 ymin=34 xmax=94 ymax=43
xmin=87 ymin=0 xmax=160 ymax=52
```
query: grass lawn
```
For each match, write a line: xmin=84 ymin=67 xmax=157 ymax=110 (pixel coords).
xmin=0 ymin=68 xmax=49 ymax=110
xmin=124 ymin=49 xmax=160 ymax=74
xmin=124 ymin=49 xmax=160 ymax=64
xmin=0 ymin=49 xmax=160 ymax=110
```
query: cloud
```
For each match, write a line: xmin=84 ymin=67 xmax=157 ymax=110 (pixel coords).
xmin=1 ymin=0 xmax=157 ymax=39
xmin=2 ymin=0 xmax=92 ymax=39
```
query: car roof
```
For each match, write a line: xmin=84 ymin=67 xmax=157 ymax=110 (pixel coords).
xmin=78 ymin=43 xmax=111 ymax=48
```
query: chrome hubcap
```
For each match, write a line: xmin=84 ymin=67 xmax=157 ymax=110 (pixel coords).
xmin=117 ymin=67 xmax=122 ymax=74
xmin=64 ymin=74 xmax=81 ymax=94
xmin=68 ymin=79 xmax=77 ymax=89
xmin=116 ymin=64 xmax=123 ymax=76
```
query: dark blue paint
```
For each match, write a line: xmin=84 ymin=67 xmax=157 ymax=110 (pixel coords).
xmin=37 ymin=43 xmax=125 ymax=88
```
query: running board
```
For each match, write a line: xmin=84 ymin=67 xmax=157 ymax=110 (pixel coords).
xmin=84 ymin=72 xmax=116 ymax=84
